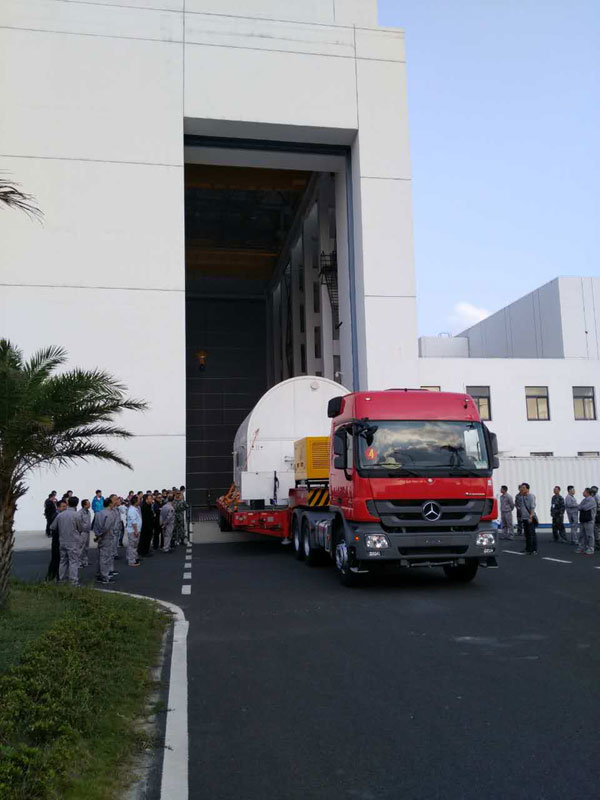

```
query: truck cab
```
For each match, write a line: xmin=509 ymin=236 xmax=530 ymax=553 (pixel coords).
xmin=326 ymin=389 xmax=499 ymax=585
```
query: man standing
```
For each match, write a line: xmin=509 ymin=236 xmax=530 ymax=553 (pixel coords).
xmin=138 ymin=493 xmax=155 ymax=557
xmin=565 ymin=486 xmax=579 ymax=544
xmin=93 ymin=497 xmax=116 ymax=584
xmin=126 ymin=495 xmax=142 ymax=567
xmin=576 ymin=488 xmax=596 ymax=556
xmin=109 ymin=495 xmax=122 ymax=560
xmin=514 ymin=484 xmax=524 ymax=536
xmin=499 ymin=486 xmax=515 ymax=539
xmin=44 ymin=491 xmax=58 ymax=537
xmin=46 ymin=499 xmax=67 ymax=580
xmin=516 ymin=483 xmax=538 ymax=555
xmin=50 ymin=496 xmax=83 ymax=586
xmin=160 ymin=494 xmax=176 ymax=552
xmin=590 ymin=486 xmax=600 ymax=551
xmin=77 ymin=498 xmax=92 ymax=568
xmin=550 ymin=486 xmax=567 ymax=542
xmin=91 ymin=489 xmax=104 ymax=515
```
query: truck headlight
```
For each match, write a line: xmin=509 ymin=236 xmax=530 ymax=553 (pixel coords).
xmin=476 ymin=532 xmax=495 ymax=547
xmin=365 ymin=534 xmax=390 ymax=549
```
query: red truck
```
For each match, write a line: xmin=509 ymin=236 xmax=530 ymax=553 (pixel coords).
xmin=217 ymin=388 xmax=499 ymax=586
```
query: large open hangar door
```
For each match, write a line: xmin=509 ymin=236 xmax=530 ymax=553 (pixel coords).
xmin=185 ymin=138 xmax=356 ymax=510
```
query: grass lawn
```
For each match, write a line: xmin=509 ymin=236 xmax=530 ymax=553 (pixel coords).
xmin=0 ymin=581 xmax=169 ymax=800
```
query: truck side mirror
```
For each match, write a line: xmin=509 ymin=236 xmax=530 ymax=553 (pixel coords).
xmin=328 ymin=396 xmax=344 ymax=418
xmin=492 ymin=456 xmax=500 ymax=469
xmin=333 ymin=454 xmax=346 ymax=470
xmin=333 ymin=430 xmax=346 ymax=469
xmin=489 ymin=432 xmax=499 ymax=456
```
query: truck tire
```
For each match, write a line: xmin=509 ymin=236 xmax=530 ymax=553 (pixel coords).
xmin=443 ymin=559 xmax=478 ymax=583
xmin=302 ymin=518 xmax=321 ymax=566
xmin=333 ymin=532 xmax=367 ymax=587
xmin=218 ymin=513 xmax=232 ymax=532
xmin=292 ymin=514 xmax=304 ymax=560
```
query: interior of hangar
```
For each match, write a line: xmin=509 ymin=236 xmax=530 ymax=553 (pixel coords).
xmin=185 ymin=144 xmax=355 ymax=508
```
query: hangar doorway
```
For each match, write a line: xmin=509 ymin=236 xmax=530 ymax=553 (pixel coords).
xmin=185 ymin=143 xmax=355 ymax=510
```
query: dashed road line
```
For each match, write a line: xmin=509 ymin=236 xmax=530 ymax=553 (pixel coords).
xmin=183 ymin=571 xmax=192 ymax=580
xmin=181 ymin=584 xmax=191 ymax=595
xmin=542 ymin=557 xmax=572 ymax=564
xmin=503 ymin=550 xmax=525 ymax=555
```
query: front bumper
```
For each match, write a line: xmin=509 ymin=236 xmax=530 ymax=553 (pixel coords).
xmin=346 ymin=522 xmax=499 ymax=568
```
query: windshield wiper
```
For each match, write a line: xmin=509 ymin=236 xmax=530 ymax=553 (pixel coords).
xmin=367 ymin=463 xmax=421 ymax=477
xmin=422 ymin=465 xmax=484 ymax=476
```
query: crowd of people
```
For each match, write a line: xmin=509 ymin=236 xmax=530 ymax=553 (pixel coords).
xmin=43 ymin=487 xmax=189 ymax=586
xmin=498 ymin=483 xmax=600 ymax=556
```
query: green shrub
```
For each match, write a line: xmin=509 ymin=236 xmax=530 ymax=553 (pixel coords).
xmin=0 ymin=584 xmax=168 ymax=799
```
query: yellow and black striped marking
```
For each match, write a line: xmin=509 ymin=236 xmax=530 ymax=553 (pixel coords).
xmin=308 ymin=487 xmax=330 ymax=507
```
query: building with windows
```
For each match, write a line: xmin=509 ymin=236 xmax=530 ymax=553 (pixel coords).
xmin=1 ymin=1 xmax=597 ymax=529
xmin=418 ymin=277 xmax=600 ymax=458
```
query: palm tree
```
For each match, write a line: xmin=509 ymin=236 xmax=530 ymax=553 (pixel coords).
xmin=0 ymin=341 xmax=148 ymax=607
xmin=0 ymin=176 xmax=42 ymax=219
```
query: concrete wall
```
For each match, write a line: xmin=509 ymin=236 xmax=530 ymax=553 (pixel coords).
xmin=419 ymin=336 xmax=469 ymax=358
xmin=1 ymin=0 xmax=417 ymax=528
xmin=419 ymin=358 xmax=600 ymax=458
xmin=459 ymin=277 xmax=600 ymax=360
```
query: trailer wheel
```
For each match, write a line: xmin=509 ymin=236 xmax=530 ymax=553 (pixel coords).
xmin=302 ymin=518 xmax=321 ymax=566
xmin=292 ymin=514 xmax=304 ymax=560
xmin=443 ymin=559 xmax=478 ymax=583
xmin=334 ymin=532 xmax=367 ymax=587
xmin=218 ymin=512 xmax=232 ymax=533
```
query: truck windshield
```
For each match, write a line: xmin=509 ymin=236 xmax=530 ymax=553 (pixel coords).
xmin=356 ymin=420 xmax=490 ymax=476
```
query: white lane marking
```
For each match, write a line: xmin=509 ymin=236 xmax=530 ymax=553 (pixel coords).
xmin=181 ymin=585 xmax=191 ymax=595
xmin=183 ymin=572 xmax=192 ymax=580
xmin=542 ymin=557 xmax=572 ymax=564
xmin=503 ymin=550 xmax=525 ymax=555
xmin=594 ymin=566 xmax=600 ymax=570
xmin=102 ymin=591 xmax=189 ymax=800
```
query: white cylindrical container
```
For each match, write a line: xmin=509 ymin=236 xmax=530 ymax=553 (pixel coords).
xmin=233 ymin=376 xmax=350 ymax=505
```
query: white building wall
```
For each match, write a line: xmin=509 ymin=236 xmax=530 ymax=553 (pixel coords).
xmin=419 ymin=358 xmax=600 ymax=458
xmin=1 ymin=1 xmax=186 ymax=531
xmin=1 ymin=0 xmax=418 ymax=528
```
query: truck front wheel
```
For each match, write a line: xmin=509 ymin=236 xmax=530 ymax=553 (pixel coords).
xmin=334 ymin=537 xmax=367 ymax=587
xmin=443 ymin=559 xmax=478 ymax=583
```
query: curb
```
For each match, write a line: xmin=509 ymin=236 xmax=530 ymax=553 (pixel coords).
xmin=105 ymin=591 xmax=189 ymax=800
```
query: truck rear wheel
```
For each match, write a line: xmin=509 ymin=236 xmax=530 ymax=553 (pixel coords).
xmin=302 ymin=518 xmax=321 ymax=566
xmin=292 ymin=514 xmax=304 ymax=560
xmin=443 ymin=559 xmax=478 ymax=583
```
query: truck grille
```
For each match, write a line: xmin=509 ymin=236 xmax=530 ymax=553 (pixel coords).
xmin=371 ymin=498 xmax=485 ymax=531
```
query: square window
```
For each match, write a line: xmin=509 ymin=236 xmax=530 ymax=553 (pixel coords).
xmin=525 ymin=387 xmax=550 ymax=420
xmin=420 ymin=385 xmax=441 ymax=392
xmin=466 ymin=385 xmax=491 ymax=421
xmin=573 ymin=387 xmax=596 ymax=420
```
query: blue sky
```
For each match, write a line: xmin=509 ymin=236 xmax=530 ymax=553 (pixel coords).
xmin=377 ymin=0 xmax=600 ymax=335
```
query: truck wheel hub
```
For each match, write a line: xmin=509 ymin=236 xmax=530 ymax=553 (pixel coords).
xmin=335 ymin=542 xmax=348 ymax=571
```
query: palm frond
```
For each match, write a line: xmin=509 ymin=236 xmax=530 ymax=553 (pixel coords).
xmin=24 ymin=345 xmax=68 ymax=381
xmin=0 ymin=176 xmax=43 ymax=221
xmin=43 ymin=440 xmax=134 ymax=470
xmin=0 ymin=339 xmax=24 ymax=371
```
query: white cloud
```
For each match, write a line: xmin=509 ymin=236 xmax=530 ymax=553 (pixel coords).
xmin=449 ymin=301 xmax=491 ymax=333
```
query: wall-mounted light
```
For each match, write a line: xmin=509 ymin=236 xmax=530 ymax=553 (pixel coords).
xmin=196 ymin=350 xmax=207 ymax=371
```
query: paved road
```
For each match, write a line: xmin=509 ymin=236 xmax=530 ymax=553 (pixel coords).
xmin=13 ymin=531 xmax=600 ymax=800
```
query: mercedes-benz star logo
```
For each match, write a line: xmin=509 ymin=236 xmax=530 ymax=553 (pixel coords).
xmin=422 ymin=501 xmax=442 ymax=522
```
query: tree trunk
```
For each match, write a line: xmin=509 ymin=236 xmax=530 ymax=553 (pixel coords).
xmin=0 ymin=496 xmax=16 ymax=610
